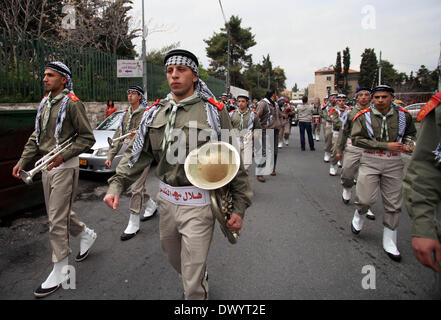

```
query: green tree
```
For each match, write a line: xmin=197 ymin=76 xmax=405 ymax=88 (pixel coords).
xmin=342 ymin=47 xmax=351 ymax=95
xmin=380 ymin=59 xmax=401 ymax=86
xmin=359 ymin=48 xmax=378 ymax=89
xmin=204 ymin=15 xmax=256 ymax=88
xmin=146 ymin=42 xmax=180 ymax=65
xmin=334 ymin=51 xmax=343 ymax=92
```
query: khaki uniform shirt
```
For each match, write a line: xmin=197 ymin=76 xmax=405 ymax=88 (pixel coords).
xmin=108 ymin=97 xmax=253 ymax=218
xmin=230 ymin=108 xmax=261 ymax=132
xmin=107 ymin=104 xmax=145 ymax=162
xmin=403 ymin=104 xmax=441 ymax=240
xmin=336 ymin=104 xmax=364 ymax=154
xmin=17 ymin=91 xmax=95 ymax=168
xmin=351 ymin=106 xmax=416 ymax=150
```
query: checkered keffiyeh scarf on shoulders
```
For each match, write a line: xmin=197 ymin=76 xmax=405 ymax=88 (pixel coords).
xmin=35 ymin=61 xmax=74 ymax=145
xmin=127 ymin=55 xmax=222 ymax=167
xmin=164 ymin=55 xmax=221 ymax=137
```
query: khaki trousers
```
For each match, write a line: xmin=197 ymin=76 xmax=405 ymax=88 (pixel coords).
xmin=324 ymin=122 xmax=333 ymax=153
xmin=157 ymin=193 xmax=214 ymax=300
xmin=279 ymin=120 xmax=290 ymax=141
xmin=355 ymin=153 xmax=404 ymax=230
xmin=127 ymin=165 xmax=151 ymax=215
xmin=240 ymin=136 xmax=253 ymax=170
xmin=330 ymin=131 xmax=340 ymax=165
xmin=341 ymin=144 xmax=363 ymax=188
xmin=42 ymin=167 xmax=85 ymax=263
xmin=312 ymin=121 xmax=321 ymax=138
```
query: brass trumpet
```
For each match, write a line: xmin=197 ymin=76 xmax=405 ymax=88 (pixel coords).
xmin=184 ymin=141 xmax=241 ymax=244
xmin=19 ymin=134 xmax=77 ymax=185
xmin=107 ymin=131 xmax=134 ymax=148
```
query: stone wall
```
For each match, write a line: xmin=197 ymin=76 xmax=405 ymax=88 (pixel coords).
xmin=0 ymin=101 xmax=133 ymax=129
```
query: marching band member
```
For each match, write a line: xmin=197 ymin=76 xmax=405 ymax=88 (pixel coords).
xmin=12 ymin=62 xmax=97 ymax=297
xmin=105 ymin=86 xmax=158 ymax=241
xmin=104 ymin=49 xmax=252 ymax=299
xmin=321 ymin=93 xmax=337 ymax=162
xmin=350 ymin=85 xmax=416 ymax=262
xmin=229 ymin=94 xmax=262 ymax=170
xmin=336 ymin=88 xmax=375 ymax=219
xmin=403 ymin=92 xmax=441 ymax=276
xmin=328 ymin=94 xmax=349 ymax=175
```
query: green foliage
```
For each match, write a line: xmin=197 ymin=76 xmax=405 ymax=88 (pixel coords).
xmin=359 ymin=48 xmax=378 ymax=89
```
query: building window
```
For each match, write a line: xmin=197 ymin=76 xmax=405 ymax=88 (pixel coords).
xmin=326 ymin=76 xmax=332 ymax=81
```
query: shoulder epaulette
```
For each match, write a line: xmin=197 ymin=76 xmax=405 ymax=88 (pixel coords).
xmin=398 ymin=106 xmax=409 ymax=113
xmin=352 ymin=108 xmax=370 ymax=122
xmin=145 ymin=98 xmax=161 ymax=111
xmin=417 ymin=92 xmax=441 ymax=121
xmin=67 ymin=93 xmax=79 ymax=102
xmin=208 ymin=97 xmax=224 ymax=111
xmin=328 ymin=106 xmax=337 ymax=116
xmin=345 ymin=106 xmax=353 ymax=111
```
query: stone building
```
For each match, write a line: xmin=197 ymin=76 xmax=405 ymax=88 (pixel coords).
xmin=308 ymin=67 xmax=360 ymax=103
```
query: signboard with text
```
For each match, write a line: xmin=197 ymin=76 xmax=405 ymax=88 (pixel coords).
xmin=117 ymin=60 xmax=143 ymax=78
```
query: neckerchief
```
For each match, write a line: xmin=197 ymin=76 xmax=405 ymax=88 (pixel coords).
xmin=371 ymin=105 xmax=395 ymax=141
xmin=238 ymin=108 xmax=250 ymax=131
xmin=42 ymin=90 xmax=67 ymax=131
xmin=161 ymin=92 xmax=201 ymax=152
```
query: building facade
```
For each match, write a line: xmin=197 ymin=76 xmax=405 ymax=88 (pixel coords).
xmin=308 ymin=67 xmax=360 ymax=103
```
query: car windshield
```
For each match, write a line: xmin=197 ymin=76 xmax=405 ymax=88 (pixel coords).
xmin=96 ymin=112 xmax=124 ymax=130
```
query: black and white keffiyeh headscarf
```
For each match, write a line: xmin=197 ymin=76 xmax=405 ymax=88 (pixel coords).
xmin=164 ymin=52 xmax=221 ymax=136
xmin=35 ymin=61 xmax=74 ymax=145
xmin=128 ymin=50 xmax=222 ymax=167
xmin=119 ymin=86 xmax=148 ymax=137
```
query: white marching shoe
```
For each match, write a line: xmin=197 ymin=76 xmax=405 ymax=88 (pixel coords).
xmin=337 ymin=160 xmax=342 ymax=168
xmin=351 ymin=210 xmax=365 ymax=234
xmin=324 ymin=152 xmax=330 ymax=162
xmin=76 ymin=226 xmax=97 ymax=262
xmin=284 ymin=139 xmax=289 ymax=146
xmin=383 ymin=227 xmax=401 ymax=262
xmin=278 ymin=141 xmax=283 ymax=148
xmin=366 ymin=209 xmax=375 ymax=220
xmin=141 ymin=199 xmax=158 ymax=221
xmin=316 ymin=136 xmax=320 ymax=141
xmin=34 ymin=257 xmax=68 ymax=298
xmin=342 ymin=188 xmax=351 ymax=204
xmin=121 ymin=213 xmax=140 ymax=241
xmin=329 ymin=164 xmax=338 ymax=176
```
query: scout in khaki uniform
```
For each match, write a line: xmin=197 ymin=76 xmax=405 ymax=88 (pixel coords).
xmin=329 ymin=94 xmax=349 ymax=176
xmin=105 ymin=86 xmax=158 ymax=241
xmin=403 ymin=91 xmax=441 ymax=280
xmin=12 ymin=62 xmax=97 ymax=297
xmin=256 ymin=90 xmax=281 ymax=181
xmin=277 ymin=97 xmax=291 ymax=147
xmin=321 ymin=93 xmax=337 ymax=162
xmin=229 ymin=94 xmax=261 ymax=170
xmin=104 ymin=49 xmax=252 ymax=300
xmin=336 ymin=88 xmax=375 ymax=219
xmin=350 ymin=85 xmax=416 ymax=262
xmin=312 ymin=97 xmax=322 ymax=141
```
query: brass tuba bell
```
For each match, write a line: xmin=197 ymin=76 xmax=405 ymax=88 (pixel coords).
xmin=184 ymin=141 xmax=240 ymax=244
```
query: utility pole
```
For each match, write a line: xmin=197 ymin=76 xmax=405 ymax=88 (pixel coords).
xmin=141 ymin=0 xmax=148 ymax=99
xmin=378 ymin=51 xmax=382 ymax=86
xmin=438 ymin=42 xmax=441 ymax=92
xmin=218 ymin=0 xmax=230 ymax=95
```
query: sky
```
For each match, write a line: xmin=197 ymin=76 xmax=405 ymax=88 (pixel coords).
xmin=128 ymin=0 xmax=441 ymax=91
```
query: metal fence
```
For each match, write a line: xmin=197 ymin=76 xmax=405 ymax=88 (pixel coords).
xmin=0 ymin=29 xmax=225 ymax=103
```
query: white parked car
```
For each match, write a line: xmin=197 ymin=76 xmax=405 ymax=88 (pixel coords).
xmin=404 ymin=103 xmax=425 ymax=120
xmin=79 ymin=111 xmax=126 ymax=173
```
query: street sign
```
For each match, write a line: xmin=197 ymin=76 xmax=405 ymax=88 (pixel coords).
xmin=117 ymin=60 xmax=143 ymax=78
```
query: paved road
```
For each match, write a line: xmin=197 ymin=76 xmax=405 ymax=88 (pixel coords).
xmin=0 ymin=125 xmax=439 ymax=300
